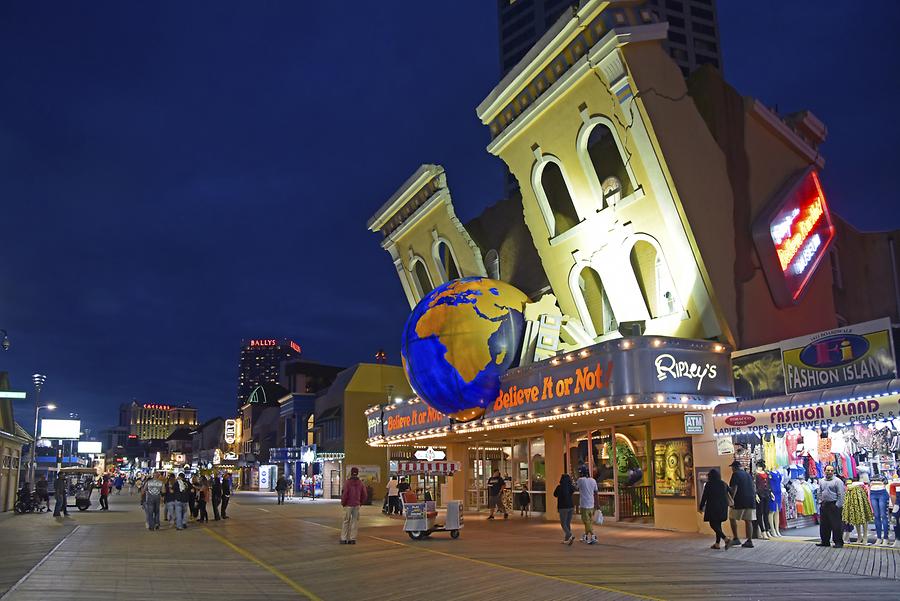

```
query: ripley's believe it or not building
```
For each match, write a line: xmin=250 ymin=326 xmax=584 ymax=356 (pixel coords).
xmin=365 ymin=0 xmax=899 ymax=534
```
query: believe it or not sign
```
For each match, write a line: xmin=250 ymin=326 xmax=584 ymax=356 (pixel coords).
xmin=224 ymin=419 xmax=237 ymax=444
xmin=489 ymin=337 xmax=733 ymax=420
xmin=684 ymin=413 xmax=704 ymax=434
xmin=781 ymin=318 xmax=896 ymax=394
xmin=382 ymin=401 xmax=451 ymax=437
xmin=752 ymin=168 xmax=834 ymax=308
xmin=713 ymin=395 xmax=900 ymax=436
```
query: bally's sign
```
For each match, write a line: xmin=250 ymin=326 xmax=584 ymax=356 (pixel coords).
xmin=714 ymin=396 xmax=900 ymax=435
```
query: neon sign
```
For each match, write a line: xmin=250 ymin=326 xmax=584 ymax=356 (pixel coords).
xmin=249 ymin=339 xmax=277 ymax=348
xmin=143 ymin=404 xmax=172 ymax=410
xmin=290 ymin=341 xmax=302 ymax=354
xmin=753 ymin=169 xmax=834 ymax=307
xmin=224 ymin=419 xmax=237 ymax=444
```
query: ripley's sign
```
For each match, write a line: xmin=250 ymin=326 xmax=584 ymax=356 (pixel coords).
xmin=713 ymin=396 xmax=900 ymax=435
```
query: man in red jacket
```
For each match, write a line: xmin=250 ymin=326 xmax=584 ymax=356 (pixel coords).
xmin=340 ymin=467 xmax=368 ymax=544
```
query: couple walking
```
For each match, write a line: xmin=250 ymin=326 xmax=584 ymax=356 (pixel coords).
xmin=554 ymin=466 xmax=600 ymax=545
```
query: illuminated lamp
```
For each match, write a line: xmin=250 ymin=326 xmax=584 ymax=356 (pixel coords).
xmin=752 ymin=167 xmax=834 ymax=307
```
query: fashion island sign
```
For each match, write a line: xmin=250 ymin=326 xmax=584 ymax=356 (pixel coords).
xmin=713 ymin=396 xmax=900 ymax=435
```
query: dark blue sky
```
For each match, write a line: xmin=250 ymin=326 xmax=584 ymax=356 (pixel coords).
xmin=2 ymin=2 xmax=897 ymax=434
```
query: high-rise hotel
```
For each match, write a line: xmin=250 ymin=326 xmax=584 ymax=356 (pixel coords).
xmin=237 ymin=338 xmax=302 ymax=411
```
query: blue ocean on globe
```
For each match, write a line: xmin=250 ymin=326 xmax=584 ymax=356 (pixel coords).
xmin=400 ymin=277 xmax=529 ymax=421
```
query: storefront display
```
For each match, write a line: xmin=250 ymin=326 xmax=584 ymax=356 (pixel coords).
xmin=652 ymin=437 xmax=694 ymax=497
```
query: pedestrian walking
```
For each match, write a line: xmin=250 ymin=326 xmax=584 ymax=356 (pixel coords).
xmin=286 ymin=476 xmax=294 ymax=500
xmin=727 ymin=460 xmax=756 ymax=548
xmin=211 ymin=474 xmax=222 ymax=520
xmin=220 ymin=473 xmax=232 ymax=519
xmin=164 ymin=474 xmax=178 ymax=528
xmin=142 ymin=474 xmax=164 ymax=530
xmin=575 ymin=466 xmax=599 ymax=544
xmin=553 ymin=473 xmax=576 ymax=545
xmin=114 ymin=474 xmax=124 ymax=495
xmin=197 ymin=475 xmax=210 ymax=522
xmin=487 ymin=470 xmax=507 ymax=520
xmin=189 ymin=474 xmax=200 ymax=519
xmin=52 ymin=473 xmax=69 ymax=517
xmin=817 ymin=464 xmax=846 ymax=547
xmin=699 ymin=468 xmax=731 ymax=549
xmin=340 ymin=467 xmax=368 ymax=544
xmin=128 ymin=476 xmax=136 ymax=496
xmin=176 ymin=473 xmax=191 ymax=530
xmin=99 ymin=475 xmax=111 ymax=511
xmin=276 ymin=474 xmax=287 ymax=505
xmin=386 ymin=476 xmax=400 ymax=515
xmin=518 ymin=483 xmax=531 ymax=518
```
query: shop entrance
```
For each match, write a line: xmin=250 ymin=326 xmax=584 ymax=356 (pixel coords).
xmin=565 ymin=423 xmax=654 ymax=523
xmin=467 ymin=437 xmax=546 ymax=513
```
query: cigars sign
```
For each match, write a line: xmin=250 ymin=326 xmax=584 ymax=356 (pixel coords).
xmin=713 ymin=396 xmax=900 ymax=435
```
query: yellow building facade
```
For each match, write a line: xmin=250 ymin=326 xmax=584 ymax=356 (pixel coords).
xmin=366 ymin=0 xmax=840 ymax=533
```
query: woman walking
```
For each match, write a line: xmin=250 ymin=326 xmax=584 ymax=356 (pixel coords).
xmin=197 ymin=476 xmax=210 ymax=523
xmin=699 ymin=468 xmax=731 ymax=549
xmin=553 ymin=473 xmax=576 ymax=545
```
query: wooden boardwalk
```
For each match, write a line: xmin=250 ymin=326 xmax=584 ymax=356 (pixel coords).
xmin=1 ymin=493 xmax=898 ymax=600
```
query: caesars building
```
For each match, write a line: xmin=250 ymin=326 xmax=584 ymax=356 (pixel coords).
xmin=364 ymin=0 xmax=889 ymax=534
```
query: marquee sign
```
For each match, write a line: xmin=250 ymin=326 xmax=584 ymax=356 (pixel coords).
xmin=224 ymin=419 xmax=237 ymax=444
xmin=753 ymin=168 xmax=834 ymax=307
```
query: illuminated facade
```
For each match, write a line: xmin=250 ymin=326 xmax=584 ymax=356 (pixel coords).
xmin=367 ymin=0 xmax=843 ymax=533
xmin=237 ymin=338 xmax=302 ymax=411
xmin=121 ymin=402 xmax=198 ymax=441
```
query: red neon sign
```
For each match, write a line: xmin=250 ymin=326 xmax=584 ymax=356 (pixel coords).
xmin=290 ymin=341 xmax=302 ymax=354
xmin=753 ymin=169 xmax=834 ymax=307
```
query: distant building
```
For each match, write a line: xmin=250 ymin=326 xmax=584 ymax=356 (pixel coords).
xmin=237 ymin=338 xmax=302 ymax=411
xmin=0 ymin=373 xmax=31 ymax=511
xmin=119 ymin=401 xmax=198 ymax=441
xmin=281 ymin=360 xmax=344 ymax=395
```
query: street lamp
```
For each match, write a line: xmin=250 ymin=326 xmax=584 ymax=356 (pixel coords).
xmin=28 ymin=403 xmax=55 ymax=485
xmin=0 ymin=329 xmax=9 ymax=351
xmin=28 ymin=374 xmax=48 ymax=485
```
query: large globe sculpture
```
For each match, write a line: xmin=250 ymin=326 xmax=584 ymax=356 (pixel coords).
xmin=401 ymin=277 xmax=529 ymax=422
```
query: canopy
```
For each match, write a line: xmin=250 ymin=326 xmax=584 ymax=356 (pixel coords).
xmin=395 ymin=461 xmax=460 ymax=475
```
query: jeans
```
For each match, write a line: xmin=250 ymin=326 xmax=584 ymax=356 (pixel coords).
xmin=53 ymin=493 xmax=67 ymax=516
xmin=580 ymin=508 xmax=594 ymax=535
xmin=277 ymin=490 xmax=285 ymax=504
xmin=212 ymin=495 xmax=221 ymax=520
xmin=176 ymin=502 xmax=188 ymax=529
xmin=341 ymin=506 xmax=360 ymax=541
xmin=220 ymin=495 xmax=230 ymax=518
xmin=144 ymin=498 xmax=160 ymax=528
xmin=871 ymin=489 xmax=890 ymax=539
xmin=99 ymin=494 xmax=109 ymax=510
xmin=559 ymin=508 xmax=574 ymax=540
xmin=166 ymin=501 xmax=177 ymax=524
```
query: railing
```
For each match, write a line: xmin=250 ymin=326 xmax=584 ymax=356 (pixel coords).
xmin=618 ymin=485 xmax=653 ymax=518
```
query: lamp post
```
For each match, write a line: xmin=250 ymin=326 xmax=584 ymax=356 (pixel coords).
xmin=29 ymin=402 xmax=55 ymax=485
xmin=29 ymin=374 xmax=48 ymax=485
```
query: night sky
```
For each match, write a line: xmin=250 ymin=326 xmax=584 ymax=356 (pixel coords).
xmin=2 ymin=2 xmax=898 ymax=435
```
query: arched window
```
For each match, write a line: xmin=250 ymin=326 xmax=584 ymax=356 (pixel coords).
xmin=583 ymin=121 xmax=634 ymax=209
xmin=434 ymin=240 xmax=461 ymax=282
xmin=535 ymin=159 xmax=580 ymax=236
xmin=576 ymin=266 xmax=616 ymax=337
xmin=484 ymin=249 xmax=500 ymax=280
xmin=411 ymin=259 xmax=434 ymax=297
xmin=630 ymin=239 xmax=677 ymax=318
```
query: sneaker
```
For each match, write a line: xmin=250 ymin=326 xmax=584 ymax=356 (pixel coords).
xmin=567 ymin=536 xmax=574 ymax=546
xmin=349 ymin=540 xmax=356 ymax=545
xmin=730 ymin=538 xmax=741 ymax=547
xmin=875 ymin=538 xmax=883 ymax=546
xmin=588 ymin=537 xmax=597 ymax=545
xmin=724 ymin=539 xmax=733 ymax=550
xmin=741 ymin=541 xmax=754 ymax=548
xmin=815 ymin=543 xmax=830 ymax=547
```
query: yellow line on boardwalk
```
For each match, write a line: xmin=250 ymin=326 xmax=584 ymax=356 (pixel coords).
xmin=300 ymin=519 xmax=664 ymax=601
xmin=203 ymin=527 xmax=322 ymax=601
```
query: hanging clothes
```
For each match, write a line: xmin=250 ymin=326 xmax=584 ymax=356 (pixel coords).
xmin=802 ymin=430 xmax=819 ymax=458
xmin=818 ymin=437 xmax=833 ymax=462
xmin=842 ymin=484 xmax=874 ymax=526
xmin=768 ymin=471 xmax=783 ymax=512
xmin=831 ymin=430 xmax=847 ymax=455
xmin=775 ymin=434 xmax=789 ymax=467
xmin=784 ymin=481 xmax=798 ymax=520
xmin=763 ymin=434 xmax=777 ymax=469
xmin=785 ymin=432 xmax=801 ymax=463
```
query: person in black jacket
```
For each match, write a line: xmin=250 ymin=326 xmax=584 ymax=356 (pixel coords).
xmin=211 ymin=474 xmax=222 ymax=520
xmin=220 ymin=473 xmax=232 ymax=519
xmin=553 ymin=473 xmax=576 ymax=545
xmin=699 ymin=468 xmax=731 ymax=549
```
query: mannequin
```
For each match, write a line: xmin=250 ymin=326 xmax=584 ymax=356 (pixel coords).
xmin=870 ymin=474 xmax=890 ymax=545
xmin=754 ymin=461 xmax=773 ymax=540
xmin=767 ymin=469 xmax=783 ymax=537
xmin=842 ymin=480 xmax=873 ymax=544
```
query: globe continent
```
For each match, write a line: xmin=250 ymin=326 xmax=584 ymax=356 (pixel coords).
xmin=401 ymin=277 xmax=529 ymax=422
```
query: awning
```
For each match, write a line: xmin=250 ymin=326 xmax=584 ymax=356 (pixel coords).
xmin=713 ymin=378 xmax=900 ymax=435
xmin=395 ymin=461 xmax=461 ymax=475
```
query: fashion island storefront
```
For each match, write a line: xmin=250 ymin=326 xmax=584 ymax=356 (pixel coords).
xmin=366 ymin=336 xmax=735 ymax=533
